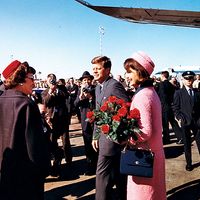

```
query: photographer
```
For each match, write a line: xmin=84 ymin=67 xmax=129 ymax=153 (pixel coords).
xmin=66 ymin=77 xmax=80 ymax=124
xmin=75 ymin=71 xmax=98 ymax=175
xmin=42 ymin=74 xmax=72 ymax=176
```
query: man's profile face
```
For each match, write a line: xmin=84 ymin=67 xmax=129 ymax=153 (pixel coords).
xmin=82 ymin=77 xmax=92 ymax=86
xmin=92 ymin=63 xmax=110 ymax=83
xmin=183 ymin=76 xmax=194 ymax=87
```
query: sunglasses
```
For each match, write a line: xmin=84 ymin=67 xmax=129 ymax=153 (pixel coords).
xmin=184 ymin=76 xmax=194 ymax=80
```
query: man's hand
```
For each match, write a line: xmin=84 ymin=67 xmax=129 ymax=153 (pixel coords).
xmin=49 ymin=84 xmax=57 ymax=92
xmin=92 ymin=140 xmax=99 ymax=152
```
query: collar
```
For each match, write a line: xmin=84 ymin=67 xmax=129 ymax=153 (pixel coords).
xmin=134 ymin=79 xmax=154 ymax=95
xmin=184 ymin=85 xmax=193 ymax=91
xmin=98 ymin=76 xmax=111 ymax=87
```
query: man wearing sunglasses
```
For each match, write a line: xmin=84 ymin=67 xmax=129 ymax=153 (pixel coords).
xmin=173 ymin=71 xmax=200 ymax=171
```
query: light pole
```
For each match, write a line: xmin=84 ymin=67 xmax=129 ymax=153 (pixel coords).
xmin=99 ymin=26 xmax=105 ymax=55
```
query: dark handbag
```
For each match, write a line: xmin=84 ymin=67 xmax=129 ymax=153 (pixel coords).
xmin=120 ymin=147 xmax=155 ymax=178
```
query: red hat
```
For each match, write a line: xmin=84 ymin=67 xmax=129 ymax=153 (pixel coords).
xmin=2 ymin=60 xmax=21 ymax=79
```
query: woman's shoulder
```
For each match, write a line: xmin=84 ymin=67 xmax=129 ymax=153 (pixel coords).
xmin=6 ymin=89 xmax=35 ymax=105
xmin=134 ymin=87 xmax=157 ymax=103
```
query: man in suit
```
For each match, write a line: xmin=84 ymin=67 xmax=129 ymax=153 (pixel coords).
xmin=91 ymin=56 xmax=130 ymax=200
xmin=157 ymin=71 xmax=183 ymax=144
xmin=173 ymin=71 xmax=200 ymax=171
xmin=66 ymin=77 xmax=80 ymax=123
xmin=74 ymin=71 xmax=98 ymax=175
xmin=42 ymin=74 xmax=72 ymax=175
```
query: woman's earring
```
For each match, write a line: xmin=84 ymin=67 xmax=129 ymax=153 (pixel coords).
xmin=19 ymin=83 xmax=23 ymax=86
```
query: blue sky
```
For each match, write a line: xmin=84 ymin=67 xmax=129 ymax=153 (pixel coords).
xmin=0 ymin=0 xmax=200 ymax=80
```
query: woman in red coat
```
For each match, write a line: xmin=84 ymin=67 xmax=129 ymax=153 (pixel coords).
xmin=0 ymin=60 xmax=51 ymax=200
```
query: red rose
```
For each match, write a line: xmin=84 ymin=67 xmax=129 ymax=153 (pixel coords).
xmin=101 ymin=124 xmax=110 ymax=134
xmin=116 ymin=98 xmax=125 ymax=105
xmin=86 ymin=111 xmax=94 ymax=119
xmin=108 ymin=96 xmax=117 ymax=103
xmin=100 ymin=104 xmax=108 ymax=112
xmin=86 ymin=111 xmax=95 ymax=123
xmin=129 ymin=108 xmax=140 ymax=119
xmin=125 ymin=102 xmax=131 ymax=108
xmin=117 ymin=107 xmax=127 ymax=117
xmin=112 ymin=115 xmax=121 ymax=122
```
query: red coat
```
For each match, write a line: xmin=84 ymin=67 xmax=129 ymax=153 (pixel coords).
xmin=0 ymin=89 xmax=51 ymax=200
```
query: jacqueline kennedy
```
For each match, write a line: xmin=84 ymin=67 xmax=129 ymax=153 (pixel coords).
xmin=124 ymin=51 xmax=166 ymax=200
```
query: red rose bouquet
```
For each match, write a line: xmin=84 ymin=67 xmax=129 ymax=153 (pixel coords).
xmin=86 ymin=96 xmax=141 ymax=143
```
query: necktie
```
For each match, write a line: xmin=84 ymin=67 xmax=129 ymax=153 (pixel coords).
xmin=99 ymin=85 xmax=102 ymax=93
xmin=189 ymin=89 xmax=193 ymax=96
xmin=189 ymin=88 xmax=194 ymax=104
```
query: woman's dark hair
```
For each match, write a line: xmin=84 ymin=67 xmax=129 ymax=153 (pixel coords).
xmin=4 ymin=62 xmax=36 ymax=89
xmin=91 ymin=56 xmax=111 ymax=69
xmin=124 ymin=58 xmax=150 ymax=85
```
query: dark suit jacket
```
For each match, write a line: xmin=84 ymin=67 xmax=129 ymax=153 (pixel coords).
xmin=74 ymin=85 xmax=96 ymax=133
xmin=66 ymin=84 xmax=79 ymax=103
xmin=157 ymin=80 xmax=175 ymax=112
xmin=173 ymin=86 xmax=200 ymax=126
xmin=42 ymin=86 xmax=69 ymax=135
xmin=94 ymin=77 xmax=130 ymax=156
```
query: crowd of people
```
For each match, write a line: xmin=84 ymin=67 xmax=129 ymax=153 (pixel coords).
xmin=0 ymin=52 xmax=200 ymax=199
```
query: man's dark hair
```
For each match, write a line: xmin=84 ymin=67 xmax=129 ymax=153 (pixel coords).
xmin=91 ymin=56 xmax=111 ymax=69
xmin=161 ymin=71 xmax=169 ymax=79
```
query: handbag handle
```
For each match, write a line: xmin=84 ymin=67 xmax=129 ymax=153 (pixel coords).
xmin=122 ymin=142 xmax=154 ymax=159
xmin=124 ymin=140 xmax=152 ymax=152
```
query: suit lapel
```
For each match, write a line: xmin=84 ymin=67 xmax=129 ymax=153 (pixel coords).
xmin=183 ymin=87 xmax=193 ymax=107
xmin=96 ymin=84 xmax=104 ymax=108
xmin=96 ymin=77 xmax=111 ymax=108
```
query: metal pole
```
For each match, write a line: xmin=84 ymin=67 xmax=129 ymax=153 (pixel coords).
xmin=99 ymin=26 xmax=104 ymax=55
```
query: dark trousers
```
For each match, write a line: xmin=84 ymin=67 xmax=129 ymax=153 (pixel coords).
xmin=69 ymin=102 xmax=81 ymax=123
xmin=162 ymin=109 xmax=182 ymax=142
xmin=62 ymin=131 xmax=72 ymax=163
xmin=181 ymin=122 xmax=200 ymax=166
xmin=95 ymin=153 xmax=127 ymax=200
xmin=83 ymin=131 xmax=98 ymax=167
xmin=51 ymin=124 xmax=72 ymax=165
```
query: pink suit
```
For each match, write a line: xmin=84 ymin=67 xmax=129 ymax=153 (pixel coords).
xmin=127 ymin=86 xmax=166 ymax=200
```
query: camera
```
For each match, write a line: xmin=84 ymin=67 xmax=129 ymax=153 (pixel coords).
xmin=50 ymin=79 xmax=56 ymax=85
xmin=82 ymin=86 xmax=90 ymax=93
xmin=82 ymin=86 xmax=95 ymax=95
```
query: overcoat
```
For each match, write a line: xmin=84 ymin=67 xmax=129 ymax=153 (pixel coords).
xmin=0 ymin=89 xmax=51 ymax=200
xmin=74 ymin=85 xmax=95 ymax=133
xmin=173 ymin=86 xmax=200 ymax=126
xmin=42 ymin=86 xmax=69 ymax=135
xmin=173 ymin=86 xmax=200 ymax=166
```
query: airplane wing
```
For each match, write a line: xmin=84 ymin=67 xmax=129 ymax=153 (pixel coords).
xmin=75 ymin=0 xmax=200 ymax=28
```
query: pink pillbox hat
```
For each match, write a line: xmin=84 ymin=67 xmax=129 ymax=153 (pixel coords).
xmin=132 ymin=51 xmax=155 ymax=75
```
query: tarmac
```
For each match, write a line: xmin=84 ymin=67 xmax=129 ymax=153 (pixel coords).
xmin=44 ymin=116 xmax=200 ymax=200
